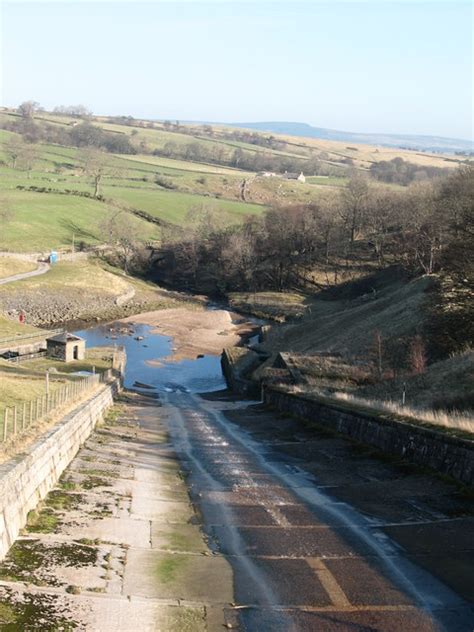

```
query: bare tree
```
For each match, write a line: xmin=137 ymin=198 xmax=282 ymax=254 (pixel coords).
xmin=5 ymin=137 xmax=38 ymax=175
xmin=5 ymin=137 xmax=24 ymax=169
xmin=81 ymin=148 xmax=119 ymax=198
xmin=54 ymin=104 xmax=91 ymax=118
xmin=99 ymin=207 xmax=125 ymax=245
xmin=100 ymin=210 xmax=140 ymax=273
xmin=365 ymin=186 xmax=402 ymax=265
xmin=18 ymin=100 xmax=40 ymax=119
xmin=340 ymin=173 xmax=370 ymax=244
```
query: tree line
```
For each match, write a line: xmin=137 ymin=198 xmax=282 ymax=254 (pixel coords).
xmin=154 ymin=141 xmax=337 ymax=176
xmin=370 ymin=157 xmax=448 ymax=185
xmin=153 ymin=166 xmax=473 ymax=354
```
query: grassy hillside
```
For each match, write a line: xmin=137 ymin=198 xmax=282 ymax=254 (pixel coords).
xmin=0 ymin=258 xmax=196 ymax=328
xmin=254 ymin=273 xmax=434 ymax=358
xmin=0 ymin=191 xmax=161 ymax=252
xmin=0 ymin=256 xmax=37 ymax=279
xmin=2 ymin=108 xmax=465 ymax=253
xmin=240 ymin=269 xmax=473 ymax=422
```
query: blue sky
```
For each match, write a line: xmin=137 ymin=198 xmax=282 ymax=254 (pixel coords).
xmin=1 ymin=1 xmax=472 ymax=139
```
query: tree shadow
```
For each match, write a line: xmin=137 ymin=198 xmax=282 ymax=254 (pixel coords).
xmin=58 ymin=219 xmax=99 ymax=243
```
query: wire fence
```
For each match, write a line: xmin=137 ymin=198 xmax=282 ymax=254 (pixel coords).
xmin=0 ymin=369 xmax=114 ymax=444
xmin=0 ymin=328 xmax=63 ymax=348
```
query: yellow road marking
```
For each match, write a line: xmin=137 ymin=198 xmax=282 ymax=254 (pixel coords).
xmin=307 ymin=557 xmax=351 ymax=607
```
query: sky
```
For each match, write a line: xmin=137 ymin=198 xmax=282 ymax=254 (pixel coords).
xmin=1 ymin=1 xmax=472 ymax=139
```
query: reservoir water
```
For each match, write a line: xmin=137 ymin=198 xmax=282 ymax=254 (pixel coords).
xmin=75 ymin=322 xmax=226 ymax=394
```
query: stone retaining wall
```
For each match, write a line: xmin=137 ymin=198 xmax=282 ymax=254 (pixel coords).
xmin=0 ymin=380 xmax=119 ymax=560
xmin=263 ymin=387 xmax=474 ymax=486
xmin=221 ymin=348 xmax=261 ymax=398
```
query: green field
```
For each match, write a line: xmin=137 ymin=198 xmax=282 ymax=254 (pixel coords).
xmin=0 ymin=191 xmax=160 ymax=252
xmin=0 ymin=109 xmax=370 ymax=252
xmin=0 ymin=115 xmax=276 ymax=251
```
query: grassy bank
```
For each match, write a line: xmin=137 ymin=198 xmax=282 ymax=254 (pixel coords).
xmin=0 ymin=347 xmax=113 ymax=410
xmin=0 ymin=257 xmax=37 ymax=279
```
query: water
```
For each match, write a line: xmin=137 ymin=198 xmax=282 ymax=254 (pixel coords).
xmin=75 ymin=322 xmax=226 ymax=394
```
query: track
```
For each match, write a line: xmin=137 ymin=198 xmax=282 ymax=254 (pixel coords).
xmin=165 ymin=392 xmax=474 ymax=631
xmin=0 ymin=261 xmax=50 ymax=285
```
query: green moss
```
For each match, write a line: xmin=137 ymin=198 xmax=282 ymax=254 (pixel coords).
xmin=81 ymin=476 xmax=112 ymax=490
xmin=0 ymin=588 xmax=79 ymax=630
xmin=166 ymin=606 xmax=206 ymax=632
xmin=58 ymin=478 xmax=77 ymax=491
xmin=76 ymin=538 xmax=101 ymax=546
xmin=88 ymin=502 xmax=113 ymax=518
xmin=25 ymin=508 xmax=60 ymax=534
xmin=155 ymin=554 xmax=188 ymax=584
xmin=45 ymin=490 xmax=84 ymax=511
xmin=0 ymin=602 xmax=16 ymax=625
xmin=0 ymin=540 xmax=98 ymax=586
xmin=79 ymin=468 xmax=119 ymax=479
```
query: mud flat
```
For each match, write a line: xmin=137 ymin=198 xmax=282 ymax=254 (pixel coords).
xmin=120 ymin=308 xmax=251 ymax=362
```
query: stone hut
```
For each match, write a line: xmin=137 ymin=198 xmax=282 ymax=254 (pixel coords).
xmin=46 ymin=333 xmax=86 ymax=362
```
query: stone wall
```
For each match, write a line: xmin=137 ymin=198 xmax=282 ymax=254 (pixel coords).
xmin=221 ymin=348 xmax=261 ymax=398
xmin=0 ymin=340 xmax=46 ymax=356
xmin=263 ymin=387 xmax=474 ymax=486
xmin=0 ymin=381 xmax=119 ymax=560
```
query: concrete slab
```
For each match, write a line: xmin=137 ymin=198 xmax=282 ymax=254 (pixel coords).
xmin=62 ymin=516 xmax=151 ymax=548
xmin=123 ymin=548 xmax=233 ymax=603
xmin=150 ymin=523 xmax=208 ymax=553
xmin=130 ymin=497 xmax=195 ymax=523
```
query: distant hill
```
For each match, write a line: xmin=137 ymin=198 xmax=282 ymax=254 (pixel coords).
xmin=228 ymin=121 xmax=473 ymax=154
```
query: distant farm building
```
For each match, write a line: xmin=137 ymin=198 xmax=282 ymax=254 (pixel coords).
xmin=283 ymin=172 xmax=306 ymax=183
xmin=46 ymin=333 xmax=86 ymax=362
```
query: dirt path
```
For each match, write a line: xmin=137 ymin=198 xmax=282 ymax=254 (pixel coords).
xmin=0 ymin=393 xmax=233 ymax=631
xmin=0 ymin=261 xmax=50 ymax=286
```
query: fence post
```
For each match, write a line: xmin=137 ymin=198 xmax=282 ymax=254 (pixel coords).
xmin=3 ymin=409 xmax=8 ymax=442
xmin=29 ymin=400 xmax=33 ymax=426
xmin=13 ymin=407 xmax=17 ymax=435
xmin=22 ymin=402 xmax=26 ymax=430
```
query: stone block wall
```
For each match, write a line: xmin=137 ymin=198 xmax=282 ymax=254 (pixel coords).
xmin=0 ymin=381 xmax=118 ymax=560
xmin=263 ymin=387 xmax=474 ymax=486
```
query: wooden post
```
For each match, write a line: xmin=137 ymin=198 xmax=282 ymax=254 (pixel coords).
xmin=13 ymin=407 xmax=17 ymax=435
xmin=22 ymin=402 xmax=26 ymax=430
xmin=29 ymin=400 xmax=33 ymax=425
xmin=3 ymin=409 xmax=8 ymax=442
